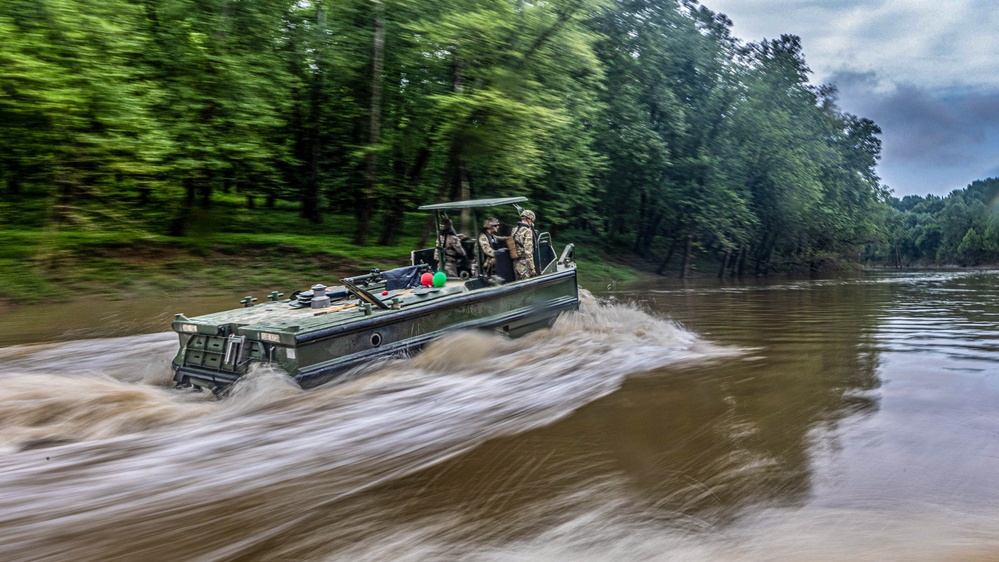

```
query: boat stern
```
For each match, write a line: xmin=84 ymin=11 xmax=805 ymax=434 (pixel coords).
xmin=170 ymin=315 xmax=294 ymax=392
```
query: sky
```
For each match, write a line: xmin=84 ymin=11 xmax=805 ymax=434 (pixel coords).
xmin=703 ymin=0 xmax=999 ymax=197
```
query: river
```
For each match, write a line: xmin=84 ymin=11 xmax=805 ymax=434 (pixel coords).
xmin=1 ymin=271 xmax=998 ymax=561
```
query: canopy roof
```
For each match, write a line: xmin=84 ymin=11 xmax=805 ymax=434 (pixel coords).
xmin=418 ymin=197 xmax=527 ymax=211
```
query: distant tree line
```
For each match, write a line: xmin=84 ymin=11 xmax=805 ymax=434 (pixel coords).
xmin=874 ymin=178 xmax=999 ymax=267
xmin=1 ymin=0 xmax=889 ymax=275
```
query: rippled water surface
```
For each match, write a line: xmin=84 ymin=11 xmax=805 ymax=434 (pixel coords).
xmin=2 ymin=271 xmax=999 ymax=561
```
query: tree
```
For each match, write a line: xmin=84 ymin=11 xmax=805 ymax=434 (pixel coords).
xmin=143 ymin=0 xmax=298 ymax=234
xmin=407 ymin=0 xmax=607 ymax=233
xmin=0 ymin=0 xmax=169 ymax=219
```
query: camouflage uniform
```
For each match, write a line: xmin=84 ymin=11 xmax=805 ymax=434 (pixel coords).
xmin=436 ymin=233 xmax=465 ymax=277
xmin=512 ymin=221 xmax=537 ymax=280
xmin=477 ymin=219 xmax=506 ymax=277
xmin=434 ymin=219 xmax=466 ymax=277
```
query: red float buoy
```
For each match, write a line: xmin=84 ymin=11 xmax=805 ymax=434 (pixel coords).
xmin=420 ymin=272 xmax=433 ymax=286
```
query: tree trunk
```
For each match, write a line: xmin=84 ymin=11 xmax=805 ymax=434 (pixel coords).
xmin=458 ymin=165 xmax=471 ymax=233
xmin=170 ymin=177 xmax=196 ymax=236
xmin=3 ymin=161 xmax=22 ymax=195
xmin=763 ymin=240 xmax=776 ymax=275
xmin=301 ymin=137 xmax=321 ymax=223
xmin=52 ymin=173 xmax=74 ymax=223
xmin=378 ymin=204 xmax=405 ymax=246
xmin=718 ymin=249 xmax=731 ymax=278
xmin=730 ymin=244 xmax=744 ymax=277
xmin=198 ymin=177 xmax=211 ymax=208
xmin=635 ymin=203 xmax=662 ymax=256
xmin=379 ymin=156 xmax=408 ymax=247
xmin=355 ymin=0 xmax=385 ymax=245
xmin=428 ymin=54 xmax=467 ymax=239
xmin=680 ymin=231 xmax=695 ymax=278
xmin=633 ymin=191 xmax=648 ymax=253
xmin=753 ymin=233 xmax=772 ymax=275
xmin=656 ymin=238 xmax=678 ymax=275
xmin=300 ymin=6 xmax=325 ymax=225
xmin=184 ymin=175 xmax=196 ymax=206
xmin=641 ymin=212 xmax=663 ymax=255
xmin=379 ymin=146 xmax=430 ymax=245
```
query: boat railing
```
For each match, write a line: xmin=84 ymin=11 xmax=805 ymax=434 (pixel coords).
xmin=340 ymin=264 xmax=433 ymax=310
xmin=341 ymin=278 xmax=391 ymax=310
xmin=342 ymin=264 xmax=432 ymax=287
xmin=538 ymin=232 xmax=557 ymax=274
xmin=341 ymin=269 xmax=387 ymax=287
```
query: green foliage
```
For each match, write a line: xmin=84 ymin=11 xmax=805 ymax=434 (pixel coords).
xmin=881 ymin=178 xmax=999 ymax=266
xmin=2 ymin=0 xmax=899 ymax=282
xmin=0 ymin=0 xmax=170 ymax=219
xmin=0 ymin=204 xmax=619 ymax=303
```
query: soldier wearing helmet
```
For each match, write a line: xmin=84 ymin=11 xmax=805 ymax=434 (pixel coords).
xmin=512 ymin=209 xmax=539 ymax=280
xmin=478 ymin=217 xmax=506 ymax=277
xmin=434 ymin=218 xmax=466 ymax=277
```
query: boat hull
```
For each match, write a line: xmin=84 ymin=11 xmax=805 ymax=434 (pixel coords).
xmin=171 ymin=269 xmax=578 ymax=391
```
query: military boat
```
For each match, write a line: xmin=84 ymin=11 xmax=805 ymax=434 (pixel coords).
xmin=170 ymin=197 xmax=578 ymax=394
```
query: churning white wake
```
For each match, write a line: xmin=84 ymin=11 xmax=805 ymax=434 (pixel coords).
xmin=0 ymin=291 xmax=733 ymax=561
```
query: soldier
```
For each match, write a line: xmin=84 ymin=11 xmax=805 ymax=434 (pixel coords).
xmin=435 ymin=218 xmax=466 ymax=277
xmin=511 ymin=209 xmax=539 ymax=280
xmin=477 ymin=217 xmax=506 ymax=277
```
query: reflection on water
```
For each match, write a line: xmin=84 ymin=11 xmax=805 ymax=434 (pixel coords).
xmin=2 ymin=273 xmax=999 ymax=560
xmin=0 ymin=294 xmax=239 ymax=347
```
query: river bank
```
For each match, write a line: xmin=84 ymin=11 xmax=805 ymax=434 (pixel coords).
xmin=0 ymin=233 xmax=647 ymax=310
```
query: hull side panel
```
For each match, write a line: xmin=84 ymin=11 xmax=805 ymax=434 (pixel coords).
xmin=172 ymin=270 xmax=578 ymax=391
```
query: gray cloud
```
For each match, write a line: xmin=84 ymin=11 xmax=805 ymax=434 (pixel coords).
xmin=857 ymin=85 xmax=983 ymax=163
xmin=708 ymin=0 xmax=998 ymax=89
xmin=705 ymin=0 xmax=999 ymax=196
xmin=831 ymin=76 xmax=999 ymax=195
xmin=827 ymin=69 xmax=880 ymax=91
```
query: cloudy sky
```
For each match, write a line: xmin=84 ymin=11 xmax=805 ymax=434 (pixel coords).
xmin=703 ymin=0 xmax=999 ymax=197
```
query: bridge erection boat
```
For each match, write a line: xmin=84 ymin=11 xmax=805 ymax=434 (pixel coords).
xmin=170 ymin=197 xmax=578 ymax=394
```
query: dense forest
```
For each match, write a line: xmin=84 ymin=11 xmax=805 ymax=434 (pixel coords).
xmin=0 ymin=0 xmax=942 ymax=277
xmin=876 ymin=178 xmax=999 ymax=267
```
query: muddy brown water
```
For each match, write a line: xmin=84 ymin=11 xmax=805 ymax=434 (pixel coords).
xmin=1 ymin=271 xmax=998 ymax=561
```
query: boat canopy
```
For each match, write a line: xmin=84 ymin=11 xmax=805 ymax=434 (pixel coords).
xmin=418 ymin=197 xmax=527 ymax=211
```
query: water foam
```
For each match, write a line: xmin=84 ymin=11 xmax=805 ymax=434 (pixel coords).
xmin=0 ymin=291 xmax=733 ymax=561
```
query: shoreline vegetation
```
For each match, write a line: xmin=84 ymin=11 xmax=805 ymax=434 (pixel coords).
xmin=4 ymin=1 xmax=999 ymax=308
xmin=5 ymin=223 xmax=997 ymax=313
xmin=0 ymin=199 xmax=650 ymax=308
xmin=7 ymin=183 xmax=999 ymax=309
xmin=4 ymin=238 xmax=998 ymax=312
xmin=0 ymin=242 xmax=646 ymax=308
xmin=2 ymin=0 xmax=891 ymax=292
